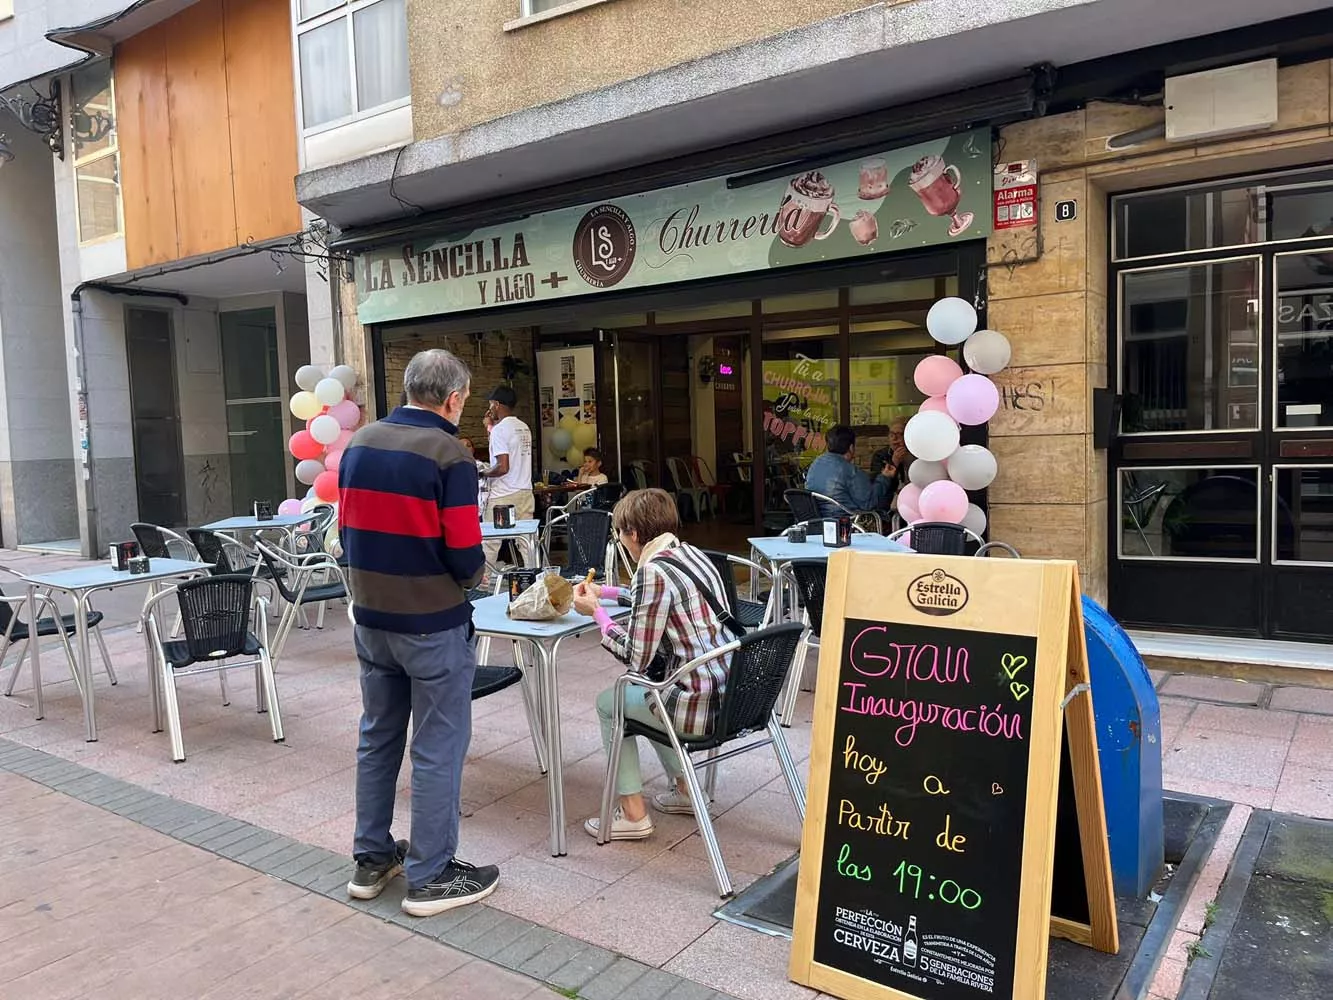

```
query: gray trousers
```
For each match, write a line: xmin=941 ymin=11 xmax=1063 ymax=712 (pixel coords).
xmin=353 ymin=622 xmax=475 ymax=888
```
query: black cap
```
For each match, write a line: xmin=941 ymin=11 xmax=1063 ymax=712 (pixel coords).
xmin=488 ymin=385 xmax=518 ymax=408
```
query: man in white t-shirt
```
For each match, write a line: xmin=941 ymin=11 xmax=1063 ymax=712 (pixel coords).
xmin=481 ymin=385 xmax=534 ymax=579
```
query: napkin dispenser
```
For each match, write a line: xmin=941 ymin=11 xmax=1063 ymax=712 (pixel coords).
xmin=494 ymin=505 xmax=516 ymax=529
xmin=253 ymin=500 xmax=274 ymax=521
xmin=822 ymin=516 xmax=852 ymax=548
xmin=110 ymin=541 xmax=139 ymax=571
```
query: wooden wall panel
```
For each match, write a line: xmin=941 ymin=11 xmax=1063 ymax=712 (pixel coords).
xmin=116 ymin=32 xmax=179 ymax=268
xmin=223 ymin=0 xmax=302 ymax=244
xmin=164 ymin=0 xmax=238 ymax=258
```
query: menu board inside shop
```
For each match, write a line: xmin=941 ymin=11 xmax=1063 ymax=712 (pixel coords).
xmin=791 ymin=553 xmax=1105 ymax=1000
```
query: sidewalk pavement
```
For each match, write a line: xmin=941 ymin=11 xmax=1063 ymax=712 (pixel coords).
xmin=0 ymin=769 xmax=551 ymax=1000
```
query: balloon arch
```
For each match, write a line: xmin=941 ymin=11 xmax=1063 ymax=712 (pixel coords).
xmin=281 ymin=364 xmax=363 ymax=515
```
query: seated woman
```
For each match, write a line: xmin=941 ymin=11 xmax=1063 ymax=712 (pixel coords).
xmin=571 ymin=488 xmax=734 ymax=841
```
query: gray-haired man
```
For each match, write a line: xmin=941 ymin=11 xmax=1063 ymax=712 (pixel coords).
xmin=338 ymin=348 xmax=499 ymax=916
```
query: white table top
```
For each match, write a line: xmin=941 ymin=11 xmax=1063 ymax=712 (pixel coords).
xmin=19 ymin=558 xmax=206 ymax=592
xmin=747 ymin=533 xmax=912 ymax=563
xmin=481 ymin=518 xmax=541 ymax=539
xmin=203 ymin=513 xmax=316 ymax=531
xmin=471 ymin=592 xmax=629 ymax=640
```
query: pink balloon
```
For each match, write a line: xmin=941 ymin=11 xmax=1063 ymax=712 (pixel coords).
xmin=898 ymin=483 xmax=923 ymax=523
xmin=277 ymin=498 xmax=302 ymax=516
xmin=920 ymin=395 xmax=950 ymax=414
xmin=945 ymin=373 xmax=1000 ymax=426
xmin=913 ymin=355 xmax=963 ymax=398
xmin=334 ymin=429 xmax=355 ymax=452
xmin=330 ymin=399 xmax=361 ymax=430
xmin=314 ymin=470 xmax=339 ymax=503
xmin=919 ymin=480 xmax=969 ymax=523
xmin=324 ymin=449 xmax=345 ymax=473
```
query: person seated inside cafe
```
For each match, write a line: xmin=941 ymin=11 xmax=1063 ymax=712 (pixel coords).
xmin=803 ymin=424 xmax=896 ymax=518
xmin=571 ymin=488 xmax=734 ymax=841
xmin=575 ymin=447 xmax=609 ymax=487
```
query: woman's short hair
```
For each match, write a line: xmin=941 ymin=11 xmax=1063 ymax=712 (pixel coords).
xmin=612 ymin=488 xmax=679 ymax=543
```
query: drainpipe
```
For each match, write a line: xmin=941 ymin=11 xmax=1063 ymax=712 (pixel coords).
xmin=69 ymin=281 xmax=189 ymax=559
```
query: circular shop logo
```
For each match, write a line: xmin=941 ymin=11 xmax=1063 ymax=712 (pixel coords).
xmin=572 ymin=204 xmax=637 ymax=288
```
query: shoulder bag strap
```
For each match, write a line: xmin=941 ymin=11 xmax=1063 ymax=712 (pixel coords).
xmin=653 ymin=553 xmax=746 ymax=641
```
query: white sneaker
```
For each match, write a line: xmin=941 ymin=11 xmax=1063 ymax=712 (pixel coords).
xmin=584 ymin=806 xmax=655 ymax=841
xmin=652 ymin=788 xmax=704 ymax=816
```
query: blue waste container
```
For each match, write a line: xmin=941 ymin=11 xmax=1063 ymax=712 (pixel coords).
xmin=1082 ymin=595 xmax=1165 ymax=898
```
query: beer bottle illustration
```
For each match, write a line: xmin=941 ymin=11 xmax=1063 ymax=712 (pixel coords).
xmin=903 ymin=916 xmax=919 ymax=967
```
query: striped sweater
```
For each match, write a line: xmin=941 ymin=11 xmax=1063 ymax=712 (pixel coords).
xmin=338 ymin=407 xmax=484 ymax=634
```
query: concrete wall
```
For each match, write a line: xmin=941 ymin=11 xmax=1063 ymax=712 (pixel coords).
xmin=0 ymin=120 xmax=78 ymax=546
xmin=408 ymin=0 xmax=884 ymax=140
xmin=985 ymin=58 xmax=1333 ymax=602
xmin=176 ymin=298 xmax=231 ymax=527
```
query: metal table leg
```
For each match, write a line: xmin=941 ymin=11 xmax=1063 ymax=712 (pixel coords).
xmin=24 ymin=584 xmax=43 ymax=721
xmin=538 ymin=636 xmax=568 ymax=856
xmin=76 ymin=589 xmax=97 ymax=741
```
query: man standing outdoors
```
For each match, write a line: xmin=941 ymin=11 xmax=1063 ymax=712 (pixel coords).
xmin=338 ymin=348 xmax=499 ymax=916
xmin=481 ymin=385 xmax=534 ymax=575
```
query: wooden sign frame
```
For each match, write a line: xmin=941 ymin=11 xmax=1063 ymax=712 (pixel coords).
xmin=789 ymin=553 xmax=1117 ymax=1000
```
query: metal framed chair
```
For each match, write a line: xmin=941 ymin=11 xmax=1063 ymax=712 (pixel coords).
xmin=130 ymin=523 xmax=203 ymax=638
xmin=556 ymin=509 xmax=614 ymax=582
xmin=540 ymin=487 xmax=595 ymax=564
xmin=667 ymin=457 xmax=711 ymax=521
xmin=784 ymin=489 xmax=882 ymax=534
xmin=776 ymin=559 xmax=829 ymax=727
xmin=596 ymin=621 xmax=808 ymax=897
xmin=888 ymin=522 xmax=984 ymax=555
xmin=1123 ymin=473 xmax=1169 ymax=557
xmin=143 ymin=575 xmax=282 ymax=762
xmin=701 ymin=549 xmax=774 ymax=630
xmin=254 ymin=542 xmax=350 ymax=665
xmin=473 ymin=570 xmax=548 ymax=774
xmin=0 ymin=585 xmax=117 ymax=713
xmin=187 ymin=528 xmax=249 ymax=575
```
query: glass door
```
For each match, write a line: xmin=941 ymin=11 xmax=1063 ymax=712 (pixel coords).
xmin=126 ymin=308 xmax=186 ymax=527
xmin=604 ymin=332 xmax=658 ymax=489
xmin=220 ymin=308 xmax=287 ymax=511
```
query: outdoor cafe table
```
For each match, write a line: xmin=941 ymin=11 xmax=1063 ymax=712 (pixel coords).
xmin=470 ymin=592 xmax=631 ymax=857
xmin=480 ymin=518 xmax=542 ymax=568
xmin=202 ymin=512 xmax=318 ymax=551
xmin=747 ymin=532 xmax=912 ymax=621
xmin=19 ymin=558 xmax=209 ymax=741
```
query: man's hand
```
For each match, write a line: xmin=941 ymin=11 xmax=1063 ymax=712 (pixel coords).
xmin=572 ymin=581 xmax=600 ymax=617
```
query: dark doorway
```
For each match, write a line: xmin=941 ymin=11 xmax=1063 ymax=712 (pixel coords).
xmin=126 ymin=307 xmax=186 ymax=527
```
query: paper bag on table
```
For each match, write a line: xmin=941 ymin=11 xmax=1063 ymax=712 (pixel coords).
xmin=506 ymin=573 xmax=573 ymax=621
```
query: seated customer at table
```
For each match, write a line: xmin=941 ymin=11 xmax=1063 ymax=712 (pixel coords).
xmin=803 ymin=424 xmax=896 ymax=517
xmin=575 ymin=447 xmax=609 ymax=487
xmin=571 ymin=488 xmax=733 ymax=841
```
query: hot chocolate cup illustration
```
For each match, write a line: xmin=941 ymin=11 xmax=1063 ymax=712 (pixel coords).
xmin=858 ymin=159 xmax=889 ymax=200
xmin=909 ymin=155 xmax=975 ymax=237
xmin=849 ymin=210 xmax=878 ymax=246
xmin=777 ymin=171 xmax=841 ymax=248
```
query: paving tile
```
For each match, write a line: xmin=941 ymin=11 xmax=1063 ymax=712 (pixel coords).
xmin=548 ymin=943 xmax=621 ymax=992
xmin=670 ymin=788 xmax=803 ymax=878
xmin=664 ymin=922 xmax=815 ymax=1000
xmin=440 ymin=904 xmax=512 ymax=950
xmin=488 ymin=924 xmax=566 ymax=972
xmin=1286 ymin=714 xmax=1333 ymax=769
xmin=582 ymin=956 xmax=656 ymax=1000
xmin=1268 ymin=685 xmax=1333 ymax=716
xmin=1164 ymin=727 xmax=1290 ymax=788
xmin=1162 ymin=773 xmax=1276 ymax=810
xmin=1186 ymin=702 xmax=1299 ymax=740
xmin=485 ymin=853 xmax=612 ymax=925
xmin=619 ymin=967 xmax=685 ymax=1000
xmin=1272 ymin=763 xmax=1333 ymax=819
xmin=294 ymin=933 xmax=472 ymax=999
xmin=409 ymin=953 xmax=543 ymax=999
xmin=1159 ymin=675 xmax=1265 ymax=705
xmin=465 ymin=912 xmax=543 ymax=962
xmin=518 ymin=936 xmax=598 ymax=980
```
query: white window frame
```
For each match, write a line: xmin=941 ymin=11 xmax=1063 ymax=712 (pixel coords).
xmin=293 ymin=0 xmax=410 ymax=137
xmin=509 ymin=0 xmax=616 ymax=30
xmin=71 ymin=62 xmax=123 ymax=246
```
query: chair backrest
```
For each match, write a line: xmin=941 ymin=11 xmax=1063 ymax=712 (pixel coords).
xmin=188 ymin=529 xmax=243 ymax=574
xmin=131 ymin=522 xmax=172 ymax=559
xmin=626 ymin=461 xmax=651 ymax=491
xmin=0 ymin=584 xmax=13 ymax=632
xmin=666 ymin=457 xmax=691 ymax=492
xmin=702 ymin=550 xmax=742 ymax=615
xmin=174 ymin=575 xmax=255 ymax=661
xmin=689 ymin=456 xmax=715 ymax=488
xmin=784 ymin=489 xmax=823 ymax=525
xmin=711 ymin=622 xmax=806 ymax=739
xmin=907 ymin=522 xmax=970 ymax=556
xmin=591 ymin=482 xmax=625 ymax=511
xmin=786 ymin=559 xmax=829 ymax=637
xmin=566 ymin=509 xmax=612 ymax=578
xmin=306 ymin=504 xmax=336 ymax=535
xmin=255 ymin=545 xmax=300 ymax=603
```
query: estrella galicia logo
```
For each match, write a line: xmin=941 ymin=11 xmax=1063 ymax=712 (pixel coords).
xmin=907 ymin=569 xmax=969 ymax=616
xmin=573 ymin=204 xmax=636 ymax=288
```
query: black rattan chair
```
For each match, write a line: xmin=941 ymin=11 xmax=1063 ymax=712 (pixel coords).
xmin=702 ymin=549 xmax=772 ymax=629
xmin=0 ymin=584 xmax=117 ymax=711
xmin=777 ymin=559 xmax=828 ymax=727
xmin=143 ymin=575 xmax=282 ymax=762
xmin=783 ymin=489 xmax=881 ymax=534
xmin=187 ymin=529 xmax=248 ymax=574
xmin=255 ymin=542 xmax=349 ymax=664
xmin=596 ymin=622 xmax=808 ymax=897
xmin=562 ymin=509 xmax=612 ymax=581
xmin=888 ymin=521 xmax=982 ymax=555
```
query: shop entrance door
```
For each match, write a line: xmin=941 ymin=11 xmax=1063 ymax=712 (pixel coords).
xmin=1111 ymin=235 xmax=1333 ymax=642
xmin=600 ymin=331 xmax=659 ymax=489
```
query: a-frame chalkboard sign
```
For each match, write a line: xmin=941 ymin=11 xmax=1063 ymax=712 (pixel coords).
xmin=790 ymin=552 xmax=1116 ymax=1000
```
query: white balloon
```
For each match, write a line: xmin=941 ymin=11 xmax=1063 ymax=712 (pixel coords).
xmin=295 ymin=459 xmax=325 ymax=485
xmin=310 ymin=414 xmax=341 ymax=445
xmin=903 ymin=411 xmax=960 ymax=463
xmin=314 ymin=377 xmax=346 ymax=407
xmin=907 ymin=459 xmax=949 ymax=488
xmin=962 ymin=503 xmax=987 ymax=537
xmin=926 ymin=297 xmax=978 ymax=346
xmin=294 ymin=365 xmax=322 ymax=391
xmin=329 ymin=364 xmax=359 ymax=391
xmin=947 ymin=444 xmax=998 ymax=491
xmin=963 ymin=329 xmax=1012 ymax=375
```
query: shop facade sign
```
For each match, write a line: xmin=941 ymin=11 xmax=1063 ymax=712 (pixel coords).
xmin=353 ymin=129 xmax=993 ymax=325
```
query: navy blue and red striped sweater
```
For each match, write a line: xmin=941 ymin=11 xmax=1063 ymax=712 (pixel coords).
xmin=338 ymin=407 xmax=484 ymax=634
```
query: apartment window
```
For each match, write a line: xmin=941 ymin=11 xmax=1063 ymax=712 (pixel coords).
xmin=72 ymin=61 xmax=121 ymax=244
xmin=522 ymin=0 xmax=575 ymax=12
xmin=296 ymin=0 xmax=409 ymax=131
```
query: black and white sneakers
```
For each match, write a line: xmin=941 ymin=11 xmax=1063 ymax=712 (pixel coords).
xmin=347 ymin=839 xmax=408 ymax=900
xmin=401 ymin=858 xmax=500 ymax=917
